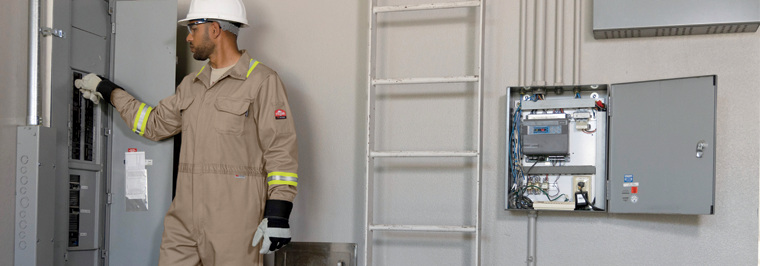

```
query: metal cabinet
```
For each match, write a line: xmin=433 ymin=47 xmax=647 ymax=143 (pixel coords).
xmin=20 ymin=0 xmax=178 ymax=266
xmin=505 ymin=76 xmax=717 ymax=215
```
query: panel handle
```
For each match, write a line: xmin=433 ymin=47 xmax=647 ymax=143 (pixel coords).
xmin=696 ymin=140 xmax=708 ymax=158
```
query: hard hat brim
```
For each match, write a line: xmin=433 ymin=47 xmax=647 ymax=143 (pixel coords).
xmin=178 ymin=15 xmax=249 ymax=28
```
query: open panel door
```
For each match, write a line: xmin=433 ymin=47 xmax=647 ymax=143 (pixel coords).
xmin=106 ymin=1 xmax=176 ymax=265
xmin=608 ymin=76 xmax=716 ymax=214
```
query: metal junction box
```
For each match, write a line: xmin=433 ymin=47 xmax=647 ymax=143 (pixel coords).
xmin=594 ymin=0 xmax=760 ymax=39
xmin=505 ymin=76 xmax=717 ymax=215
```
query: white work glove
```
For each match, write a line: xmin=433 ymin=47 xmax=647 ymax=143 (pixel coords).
xmin=74 ymin=73 xmax=103 ymax=104
xmin=252 ymin=200 xmax=293 ymax=254
xmin=252 ymin=218 xmax=291 ymax=254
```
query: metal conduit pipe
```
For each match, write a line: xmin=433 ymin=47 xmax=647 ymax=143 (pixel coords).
xmin=28 ymin=0 xmax=41 ymax=126
xmin=573 ymin=0 xmax=582 ymax=85
xmin=554 ymin=0 xmax=564 ymax=85
xmin=532 ymin=0 xmax=546 ymax=86
xmin=518 ymin=0 xmax=525 ymax=86
xmin=526 ymin=211 xmax=537 ymax=266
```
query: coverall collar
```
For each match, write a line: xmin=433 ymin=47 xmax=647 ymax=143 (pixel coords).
xmin=193 ymin=50 xmax=254 ymax=87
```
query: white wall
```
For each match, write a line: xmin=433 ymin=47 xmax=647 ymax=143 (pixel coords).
xmin=0 ymin=0 xmax=30 ymax=265
xmin=177 ymin=0 xmax=759 ymax=265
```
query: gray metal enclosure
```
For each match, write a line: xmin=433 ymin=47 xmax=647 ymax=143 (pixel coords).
xmin=106 ymin=1 xmax=177 ymax=266
xmin=25 ymin=0 xmax=178 ymax=265
xmin=608 ymin=76 xmax=716 ymax=214
xmin=505 ymin=76 xmax=717 ymax=215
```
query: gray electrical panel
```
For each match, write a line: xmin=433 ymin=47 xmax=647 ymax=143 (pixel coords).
xmin=15 ymin=126 xmax=57 ymax=266
xmin=505 ymin=76 xmax=717 ymax=215
xmin=594 ymin=0 xmax=760 ymax=39
xmin=106 ymin=1 xmax=177 ymax=266
xmin=20 ymin=0 xmax=178 ymax=266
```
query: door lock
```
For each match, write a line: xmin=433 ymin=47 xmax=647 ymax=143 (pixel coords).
xmin=696 ymin=140 xmax=708 ymax=158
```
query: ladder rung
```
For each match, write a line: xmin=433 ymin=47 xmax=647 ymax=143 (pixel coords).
xmin=371 ymin=151 xmax=478 ymax=157
xmin=372 ymin=76 xmax=479 ymax=85
xmin=374 ymin=1 xmax=481 ymax=13
xmin=369 ymin=224 xmax=476 ymax=232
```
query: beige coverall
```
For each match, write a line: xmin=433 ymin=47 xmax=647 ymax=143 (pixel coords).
xmin=111 ymin=51 xmax=298 ymax=265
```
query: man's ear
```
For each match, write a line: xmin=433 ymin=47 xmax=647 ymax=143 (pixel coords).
xmin=210 ymin=22 xmax=222 ymax=39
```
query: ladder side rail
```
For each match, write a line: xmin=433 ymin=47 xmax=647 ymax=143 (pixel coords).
xmin=475 ymin=1 xmax=486 ymax=266
xmin=364 ymin=0 xmax=378 ymax=265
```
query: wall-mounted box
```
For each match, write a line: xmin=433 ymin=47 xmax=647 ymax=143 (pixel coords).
xmin=593 ymin=0 xmax=760 ymax=39
xmin=505 ymin=76 xmax=716 ymax=215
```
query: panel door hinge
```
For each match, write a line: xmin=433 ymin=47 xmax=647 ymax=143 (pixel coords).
xmin=102 ymin=128 xmax=112 ymax=137
xmin=40 ymin=27 xmax=66 ymax=38
xmin=101 ymin=250 xmax=108 ymax=259
xmin=112 ymin=23 xmax=116 ymax=34
xmin=107 ymin=193 xmax=113 ymax=205
xmin=606 ymin=180 xmax=610 ymax=199
xmin=607 ymin=96 xmax=612 ymax=117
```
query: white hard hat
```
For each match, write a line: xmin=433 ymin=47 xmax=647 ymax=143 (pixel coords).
xmin=178 ymin=0 xmax=249 ymax=27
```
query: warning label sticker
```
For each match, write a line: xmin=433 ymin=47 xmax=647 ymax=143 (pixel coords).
xmin=624 ymin=174 xmax=633 ymax=183
xmin=623 ymin=182 xmax=639 ymax=187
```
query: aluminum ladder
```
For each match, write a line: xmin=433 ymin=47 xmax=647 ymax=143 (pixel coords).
xmin=364 ymin=1 xmax=485 ymax=265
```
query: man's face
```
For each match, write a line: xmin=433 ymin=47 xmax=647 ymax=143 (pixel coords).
xmin=186 ymin=22 xmax=215 ymax=61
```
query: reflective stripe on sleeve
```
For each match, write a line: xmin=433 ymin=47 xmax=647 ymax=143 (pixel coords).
xmin=267 ymin=171 xmax=298 ymax=186
xmin=132 ymin=103 xmax=145 ymax=133
xmin=133 ymin=103 xmax=153 ymax=136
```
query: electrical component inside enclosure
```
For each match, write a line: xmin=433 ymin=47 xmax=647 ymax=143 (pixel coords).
xmin=69 ymin=175 xmax=80 ymax=247
xmin=506 ymin=76 xmax=718 ymax=215
xmin=508 ymin=85 xmax=608 ymax=212
xmin=71 ymin=72 xmax=96 ymax=162
xmin=521 ymin=115 xmax=569 ymax=155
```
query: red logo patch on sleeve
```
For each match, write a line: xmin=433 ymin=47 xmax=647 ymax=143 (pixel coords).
xmin=275 ymin=109 xmax=287 ymax=119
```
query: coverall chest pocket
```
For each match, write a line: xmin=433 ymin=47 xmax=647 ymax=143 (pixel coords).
xmin=179 ymin=97 xmax=195 ymax=130
xmin=213 ymin=97 xmax=251 ymax=135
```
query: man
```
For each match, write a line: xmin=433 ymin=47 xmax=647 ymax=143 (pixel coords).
xmin=74 ymin=0 xmax=298 ymax=264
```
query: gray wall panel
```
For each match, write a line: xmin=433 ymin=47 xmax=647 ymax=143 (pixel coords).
xmin=0 ymin=0 xmax=31 ymax=265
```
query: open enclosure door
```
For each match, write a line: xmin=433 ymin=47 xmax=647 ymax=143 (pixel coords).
xmin=106 ymin=1 xmax=176 ymax=265
xmin=608 ymin=76 xmax=716 ymax=215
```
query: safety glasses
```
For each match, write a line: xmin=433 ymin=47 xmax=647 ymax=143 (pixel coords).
xmin=187 ymin=19 xmax=212 ymax=33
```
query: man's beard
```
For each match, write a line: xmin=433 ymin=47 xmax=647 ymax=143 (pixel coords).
xmin=191 ymin=38 xmax=214 ymax=61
